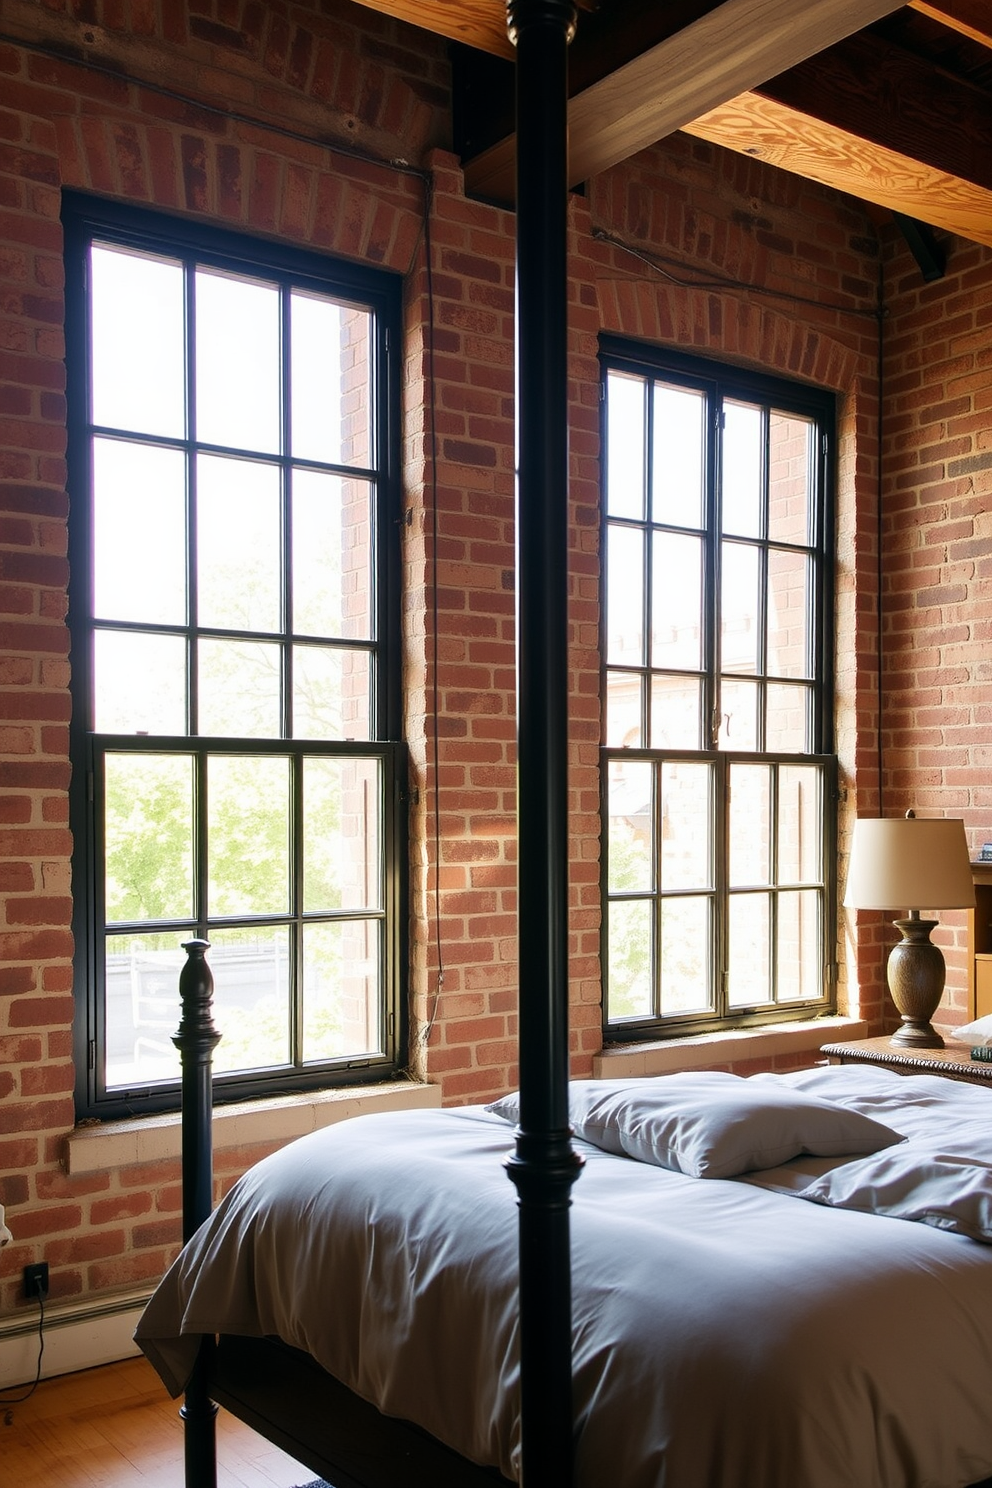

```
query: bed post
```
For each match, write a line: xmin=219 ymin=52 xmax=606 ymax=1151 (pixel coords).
xmin=505 ymin=4 xmax=583 ymax=1485
xmin=174 ymin=937 xmax=221 ymax=1488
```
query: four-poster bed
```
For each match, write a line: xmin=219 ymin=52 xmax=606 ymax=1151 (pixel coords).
xmin=142 ymin=954 xmax=992 ymax=1487
xmin=133 ymin=4 xmax=992 ymax=1487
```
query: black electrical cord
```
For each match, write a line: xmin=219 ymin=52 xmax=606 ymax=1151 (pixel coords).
xmin=0 ymin=1291 xmax=45 ymax=1407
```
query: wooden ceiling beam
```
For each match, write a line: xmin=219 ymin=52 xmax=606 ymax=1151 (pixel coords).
xmin=463 ymin=0 xmax=904 ymax=203
xmin=908 ymin=0 xmax=992 ymax=50
xmin=757 ymin=33 xmax=992 ymax=191
xmin=682 ymin=91 xmax=992 ymax=248
xmin=345 ymin=0 xmax=515 ymax=59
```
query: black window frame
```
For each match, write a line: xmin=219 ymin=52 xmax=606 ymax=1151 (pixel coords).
xmin=599 ymin=338 xmax=837 ymax=1042
xmin=64 ymin=194 xmax=407 ymax=1119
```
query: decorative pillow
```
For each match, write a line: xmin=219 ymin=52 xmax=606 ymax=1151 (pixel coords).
xmin=797 ymin=1123 xmax=992 ymax=1242
xmin=950 ymin=1014 xmax=992 ymax=1047
xmin=485 ymin=1073 xmax=902 ymax=1180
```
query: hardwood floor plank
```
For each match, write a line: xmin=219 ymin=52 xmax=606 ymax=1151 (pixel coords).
xmin=1 ymin=1356 xmax=313 ymax=1488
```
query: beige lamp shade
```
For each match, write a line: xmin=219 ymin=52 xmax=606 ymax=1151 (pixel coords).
xmin=843 ymin=815 xmax=975 ymax=912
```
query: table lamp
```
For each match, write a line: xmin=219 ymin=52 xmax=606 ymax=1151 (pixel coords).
xmin=843 ymin=812 xmax=975 ymax=1048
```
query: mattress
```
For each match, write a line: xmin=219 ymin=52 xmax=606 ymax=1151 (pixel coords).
xmin=136 ymin=1064 xmax=992 ymax=1488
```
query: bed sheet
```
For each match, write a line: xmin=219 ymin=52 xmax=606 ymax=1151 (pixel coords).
xmin=136 ymin=1066 xmax=992 ymax=1488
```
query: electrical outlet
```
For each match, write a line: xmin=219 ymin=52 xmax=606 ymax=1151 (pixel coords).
xmin=23 ymin=1262 xmax=48 ymax=1300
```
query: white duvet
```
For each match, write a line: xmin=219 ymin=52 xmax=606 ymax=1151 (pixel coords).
xmin=136 ymin=1066 xmax=992 ymax=1488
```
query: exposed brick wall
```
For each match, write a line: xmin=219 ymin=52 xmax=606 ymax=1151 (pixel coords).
xmin=877 ymin=229 xmax=992 ymax=1017
xmin=0 ymin=0 xmax=986 ymax=1327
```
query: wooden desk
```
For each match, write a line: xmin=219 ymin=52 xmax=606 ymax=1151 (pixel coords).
xmin=821 ymin=1036 xmax=992 ymax=1089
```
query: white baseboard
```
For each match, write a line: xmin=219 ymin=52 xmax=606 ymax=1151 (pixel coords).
xmin=0 ymin=1289 xmax=149 ymax=1388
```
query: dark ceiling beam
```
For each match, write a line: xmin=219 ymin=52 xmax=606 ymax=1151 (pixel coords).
xmin=758 ymin=32 xmax=992 ymax=191
xmin=461 ymin=0 xmax=905 ymax=203
xmin=908 ymin=0 xmax=992 ymax=50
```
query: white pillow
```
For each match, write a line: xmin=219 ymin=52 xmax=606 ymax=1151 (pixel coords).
xmin=797 ymin=1123 xmax=992 ymax=1242
xmin=485 ymin=1074 xmax=902 ymax=1180
xmin=950 ymin=1014 xmax=992 ymax=1047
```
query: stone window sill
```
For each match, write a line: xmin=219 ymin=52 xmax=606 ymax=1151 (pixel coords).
xmin=593 ymin=1016 xmax=869 ymax=1079
xmin=64 ymin=1079 xmax=441 ymax=1176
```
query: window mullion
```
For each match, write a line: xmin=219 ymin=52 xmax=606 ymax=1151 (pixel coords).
xmin=281 ymin=284 xmax=293 ymax=743
xmin=707 ymin=397 xmax=722 ymax=750
xmin=195 ymin=750 xmax=209 ymax=940
xmin=291 ymin=752 xmax=304 ymax=1067
xmin=714 ymin=752 xmax=729 ymax=1019
xmin=186 ymin=259 xmax=200 ymax=738
xmin=641 ymin=378 xmax=653 ymax=749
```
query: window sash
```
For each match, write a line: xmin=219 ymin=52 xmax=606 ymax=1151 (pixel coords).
xmin=64 ymin=195 xmax=404 ymax=1117
xmin=88 ymin=735 xmax=404 ymax=1104
xmin=602 ymin=751 xmax=835 ymax=1031
xmin=600 ymin=341 xmax=834 ymax=1039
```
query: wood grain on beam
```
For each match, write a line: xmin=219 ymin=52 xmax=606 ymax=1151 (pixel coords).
xmin=908 ymin=1 xmax=992 ymax=49
xmin=465 ymin=0 xmax=904 ymax=201
xmin=760 ymin=34 xmax=992 ymax=191
xmin=683 ymin=91 xmax=992 ymax=248
xmin=346 ymin=0 xmax=514 ymax=59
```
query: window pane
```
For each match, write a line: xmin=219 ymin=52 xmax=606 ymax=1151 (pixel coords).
xmin=303 ymin=919 xmax=382 ymax=1061
xmin=303 ymin=756 xmax=381 ymax=913
xmin=652 ymin=531 xmax=702 ymax=669
xmin=291 ymin=293 xmax=371 ymax=468
xmin=721 ymin=541 xmax=759 ymax=675
xmin=661 ymin=761 xmax=711 ymax=889
xmin=198 ymin=639 xmax=282 ymax=737
xmin=104 ymin=932 xmax=186 ymax=1088
xmin=767 ymin=548 xmax=809 ymax=678
xmin=650 ymin=674 xmax=701 ymax=750
xmin=91 ymin=245 xmax=185 ymax=439
xmin=197 ymin=455 xmax=281 ymax=633
xmin=95 ymin=631 xmax=187 ymax=734
xmin=605 ymin=670 xmax=643 ymax=748
xmin=93 ymin=439 xmax=186 ymax=624
xmin=660 ymin=896 xmax=711 ymax=1015
xmin=766 ymin=682 xmax=809 ymax=753
xmin=208 ymin=926 xmax=291 ymax=1072
xmin=196 ymin=269 xmax=280 ymax=454
xmin=292 ymin=471 xmax=372 ymax=640
xmin=606 ymin=371 xmax=645 ymax=519
xmin=729 ymin=762 xmax=770 ymax=886
xmin=293 ymin=645 xmax=371 ymax=740
xmin=607 ymin=760 xmax=653 ymax=893
xmin=606 ymin=898 xmax=653 ymax=1021
xmin=776 ymin=890 xmax=822 ymax=1003
xmin=207 ymin=754 xmax=290 ymax=915
xmin=607 ymin=524 xmax=644 ymax=665
xmin=718 ymin=677 xmax=757 ymax=751
xmin=768 ymin=412 xmax=812 ymax=545
xmin=727 ymin=892 xmax=770 ymax=1007
xmin=722 ymin=400 xmax=762 ymax=537
xmin=778 ymin=765 xmax=822 ymax=882
xmin=652 ymin=382 xmax=704 ymax=528
xmin=104 ymin=753 xmax=194 ymax=922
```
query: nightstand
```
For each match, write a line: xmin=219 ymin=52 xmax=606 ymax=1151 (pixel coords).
xmin=820 ymin=1036 xmax=992 ymax=1088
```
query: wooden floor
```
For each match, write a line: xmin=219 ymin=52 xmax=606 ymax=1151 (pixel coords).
xmin=0 ymin=1354 xmax=317 ymax=1488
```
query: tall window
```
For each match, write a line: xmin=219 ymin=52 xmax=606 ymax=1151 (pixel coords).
xmin=64 ymin=196 xmax=405 ymax=1117
xmin=600 ymin=340 xmax=835 ymax=1039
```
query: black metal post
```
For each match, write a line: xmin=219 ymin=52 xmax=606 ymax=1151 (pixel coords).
xmin=504 ymin=4 xmax=583 ymax=1486
xmin=173 ymin=937 xmax=221 ymax=1488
